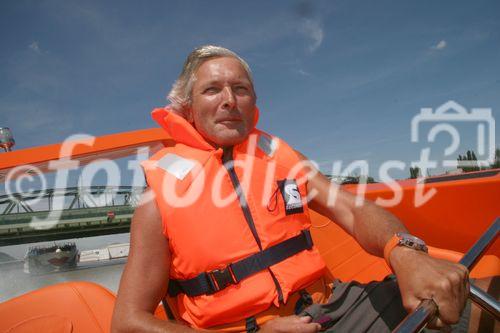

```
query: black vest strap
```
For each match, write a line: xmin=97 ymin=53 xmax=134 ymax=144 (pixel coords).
xmin=294 ymin=289 xmax=313 ymax=314
xmin=245 ymin=316 xmax=260 ymax=333
xmin=161 ymin=299 xmax=176 ymax=320
xmin=167 ymin=230 xmax=314 ymax=297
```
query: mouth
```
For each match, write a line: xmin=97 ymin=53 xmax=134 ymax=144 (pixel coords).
xmin=217 ymin=117 xmax=242 ymax=123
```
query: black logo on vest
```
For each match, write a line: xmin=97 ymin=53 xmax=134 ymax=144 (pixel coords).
xmin=278 ymin=179 xmax=304 ymax=215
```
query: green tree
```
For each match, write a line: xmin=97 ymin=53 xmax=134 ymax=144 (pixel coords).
xmin=457 ymin=150 xmax=480 ymax=172
xmin=409 ymin=166 xmax=421 ymax=179
xmin=346 ymin=172 xmax=377 ymax=184
xmin=490 ymin=148 xmax=500 ymax=169
xmin=360 ymin=175 xmax=376 ymax=184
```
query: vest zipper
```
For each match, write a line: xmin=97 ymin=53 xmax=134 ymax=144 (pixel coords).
xmin=221 ymin=147 xmax=284 ymax=303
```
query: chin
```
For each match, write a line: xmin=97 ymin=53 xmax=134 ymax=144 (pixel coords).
xmin=216 ymin=136 xmax=246 ymax=147
xmin=211 ymin=129 xmax=250 ymax=147
xmin=212 ymin=132 xmax=249 ymax=146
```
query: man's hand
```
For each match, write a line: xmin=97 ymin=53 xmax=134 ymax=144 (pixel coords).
xmin=390 ymin=247 xmax=469 ymax=328
xmin=259 ymin=315 xmax=321 ymax=333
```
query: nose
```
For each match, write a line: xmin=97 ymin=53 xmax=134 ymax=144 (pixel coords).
xmin=221 ymin=86 xmax=236 ymax=110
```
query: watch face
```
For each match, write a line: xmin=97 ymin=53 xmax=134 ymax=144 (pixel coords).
xmin=396 ymin=232 xmax=428 ymax=252
xmin=399 ymin=232 xmax=424 ymax=243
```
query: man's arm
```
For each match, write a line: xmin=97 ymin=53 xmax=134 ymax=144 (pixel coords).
xmin=300 ymin=153 xmax=468 ymax=327
xmin=111 ymin=189 xmax=196 ymax=333
xmin=307 ymin=170 xmax=407 ymax=257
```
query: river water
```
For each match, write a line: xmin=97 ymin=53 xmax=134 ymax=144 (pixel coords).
xmin=0 ymin=233 xmax=129 ymax=302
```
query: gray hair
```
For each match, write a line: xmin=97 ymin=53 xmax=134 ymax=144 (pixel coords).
xmin=167 ymin=45 xmax=254 ymax=115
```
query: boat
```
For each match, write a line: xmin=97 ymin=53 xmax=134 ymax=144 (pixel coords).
xmin=23 ymin=242 xmax=78 ymax=274
xmin=0 ymin=128 xmax=498 ymax=332
xmin=79 ymin=243 xmax=130 ymax=263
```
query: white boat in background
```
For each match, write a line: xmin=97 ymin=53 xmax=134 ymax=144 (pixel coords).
xmin=79 ymin=243 xmax=129 ymax=263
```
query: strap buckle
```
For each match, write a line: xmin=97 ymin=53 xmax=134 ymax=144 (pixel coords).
xmin=207 ymin=264 xmax=238 ymax=293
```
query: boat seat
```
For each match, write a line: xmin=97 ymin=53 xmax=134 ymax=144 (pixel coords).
xmin=0 ymin=282 xmax=116 ymax=333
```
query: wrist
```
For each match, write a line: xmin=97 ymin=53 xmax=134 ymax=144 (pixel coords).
xmin=390 ymin=245 xmax=426 ymax=269
xmin=383 ymin=232 xmax=428 ymax=271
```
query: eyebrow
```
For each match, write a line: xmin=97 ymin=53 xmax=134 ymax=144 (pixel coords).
xmin=198 ymin=80 xmax=220 ymax=87
xmin=198 ymin=78 xmax=252 ymax=87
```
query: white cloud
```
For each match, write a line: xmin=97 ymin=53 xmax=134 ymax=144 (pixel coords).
xmin=431 ymin=40 xmax=447 ymax=50
xmin=296 ymin=69 xmax=311 ymax=76
xmin=300 ymin=19 xmax=324 ymax=52
xmin=28 ymin=41 xmax=42 ymax=54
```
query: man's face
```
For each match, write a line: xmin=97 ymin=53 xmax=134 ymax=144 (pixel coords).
xmin=188 ymin=56 xmax=256 ymax=148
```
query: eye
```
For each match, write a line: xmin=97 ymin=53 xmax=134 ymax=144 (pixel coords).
xmin=234 ymin=85 xmax=249 ymax=94
xmin=203 ymin=87 xmax=220 ymax=94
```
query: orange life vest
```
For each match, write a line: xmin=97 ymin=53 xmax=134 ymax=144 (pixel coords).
xmin=141 ymin=107 xmax=326 ymax=328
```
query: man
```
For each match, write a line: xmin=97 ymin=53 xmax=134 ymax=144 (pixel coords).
xmin=111 ymin=45 xmax=470 ymax=332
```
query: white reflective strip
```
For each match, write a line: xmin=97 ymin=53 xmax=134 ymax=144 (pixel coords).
xmin=157 ymin=154 xmax=196 ymax=180
xmin=258 ymin=134 xmax=278 ymax=156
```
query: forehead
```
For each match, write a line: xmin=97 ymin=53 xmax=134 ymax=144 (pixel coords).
xmin=194 ymin=57 xmax=250 ymax=83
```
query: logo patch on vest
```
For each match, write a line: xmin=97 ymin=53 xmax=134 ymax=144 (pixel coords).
xmin=157 ymin=153 xmax=195 ymax=180
xmin=277 ymin=179 xmax=304 ymax=215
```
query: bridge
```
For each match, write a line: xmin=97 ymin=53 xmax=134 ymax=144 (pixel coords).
xmin=0 ymin=186 xmax=144 ymax=246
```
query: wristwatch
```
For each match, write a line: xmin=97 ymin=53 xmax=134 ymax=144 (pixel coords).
xmin=383 ymin=232 xmax=428 ymax=270
xmin=395 ymin=232 xmax=428 ymax=253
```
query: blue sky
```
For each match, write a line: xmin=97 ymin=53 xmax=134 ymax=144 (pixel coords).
xmin=1 ymin=0 xmax=499 ymax=180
